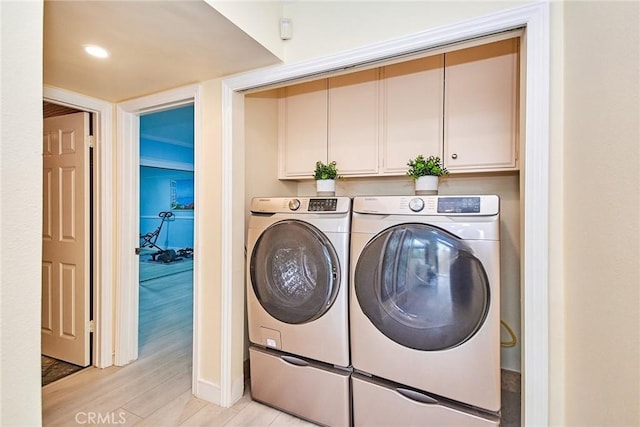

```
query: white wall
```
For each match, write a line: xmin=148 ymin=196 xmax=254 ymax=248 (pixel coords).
xmin=0 ymin=1 xmax=44 ymax=425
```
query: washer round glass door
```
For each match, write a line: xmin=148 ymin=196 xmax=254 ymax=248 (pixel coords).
xmin=250 ymin=219 xmax=341 ymax=324
xmin=355 ymin=224 xmax=490 ymax=351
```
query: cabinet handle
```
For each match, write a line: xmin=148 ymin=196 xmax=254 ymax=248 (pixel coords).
xmin=451 ymin=153 xmax=458 ymax=160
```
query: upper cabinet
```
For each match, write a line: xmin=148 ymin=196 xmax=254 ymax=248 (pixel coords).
xmin=381 ymin=55 xmax=444 ymax=174
xmin=328 ymin=69 xmax=380 ymax=175
xmin=444 ymin=38 xmax=520 ymax=172
xmin=277 ymin=37 xmax=520 ymax=179
xmin=278 ymin=79 xmax=327 ymax=179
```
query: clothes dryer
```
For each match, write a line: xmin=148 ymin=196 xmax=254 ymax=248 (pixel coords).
xmin=350 ymin=195 xmax=501 ymax=425
xmin=246 ymin=197 xmax=351 ymax=426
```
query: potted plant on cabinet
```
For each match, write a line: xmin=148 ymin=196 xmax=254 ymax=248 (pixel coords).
xmin=406 ymin=155 xmax=449 ymax=195
xmin=313 ymin=161 xmax=340 ymax=195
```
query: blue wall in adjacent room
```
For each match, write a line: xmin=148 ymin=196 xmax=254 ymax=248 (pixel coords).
xmin=139 ymin=105 xmax=194 ymax=252
xmin=140 ymin=167 xmax=194 ymax=251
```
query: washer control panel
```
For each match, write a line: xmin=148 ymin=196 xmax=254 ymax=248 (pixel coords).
xmin=307 ymin=198 xmax=338 ymax=212
xmin=251 ymin=197 xmax=350 ymax=214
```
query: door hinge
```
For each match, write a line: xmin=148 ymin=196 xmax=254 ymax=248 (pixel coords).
xmin=88 ymin=135 xmax=95 ymax=148
xmin=89 ymin=320 xmax=95 ymax=333
xmin=135 ymin=247 xmax=141 ymax=255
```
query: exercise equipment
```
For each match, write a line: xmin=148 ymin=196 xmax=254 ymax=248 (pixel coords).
xmin=139 ymin=211 xmax=177 ymax=262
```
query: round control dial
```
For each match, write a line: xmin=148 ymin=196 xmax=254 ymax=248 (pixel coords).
xmin=408 ymin=198 xmax=425 ymax=212
xmin=288 ymin=199 xmax=301 ymax=211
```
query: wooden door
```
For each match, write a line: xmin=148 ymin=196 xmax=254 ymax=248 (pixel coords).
xmin=42 ymin=112 xmax=91 ymax=367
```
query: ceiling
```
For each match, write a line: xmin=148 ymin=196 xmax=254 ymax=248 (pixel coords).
xmin=44 ymin=0 xmax=282 ymax=103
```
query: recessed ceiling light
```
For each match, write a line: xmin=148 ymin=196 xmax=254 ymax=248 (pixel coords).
xmin=84 ymin=45 xmax=109 ymax=58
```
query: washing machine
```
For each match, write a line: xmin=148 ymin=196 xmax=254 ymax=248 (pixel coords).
xmin=246 ymin=197 xmax=351 ymax=426
xmin=350 ymin=195 xmax=501 ymax=426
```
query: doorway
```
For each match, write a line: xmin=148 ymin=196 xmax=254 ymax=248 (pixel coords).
xmin=115 ymin=85 xmax=202 ymax=399
xmin=138 ymin=105 xmax=195 ymax=364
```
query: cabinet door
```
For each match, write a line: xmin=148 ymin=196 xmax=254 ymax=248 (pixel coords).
xmin=278 ymin=79 xmax=328 ymax=179
xmin=444 ymin=38 xmax=519 ymax=172
xmin=381 ymin=55 xmax=444 ymax=174
xmin=328 ymin=69 xmax=379 ymax=176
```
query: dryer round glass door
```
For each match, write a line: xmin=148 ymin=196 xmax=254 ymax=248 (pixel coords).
xmin=355 ymin=224 xmax=490 ymax=351
xmin=250 ymin=219 xmax=341 ymax=324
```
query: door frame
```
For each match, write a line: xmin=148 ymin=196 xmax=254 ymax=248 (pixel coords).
xmin=115 ymin=84 xmax=202 ymax=384
xmin=221 ymin=2 xmax=550 ymax=424
xmin=43 ymin=86 xmax=114 ymax=369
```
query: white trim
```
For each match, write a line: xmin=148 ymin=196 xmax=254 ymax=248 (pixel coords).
xmin=221 ymin=2 xmax=550 ymax=425
xmin=43 ymin=86 xmax=115 ymax=369
xmin=114 ymin=106 xmax=140 ymax=365
xmin=191 ymin=85 xmax=203 ymax=396
xmin=193 ymin=375 xmax=243 ymax=407
xmin=519 ymin=3 xmax=551 ymax=424
xmin=115 ymin=85 xmax=202 ymax=385
xmin=195 ymin=378 xmax=221 ymax=405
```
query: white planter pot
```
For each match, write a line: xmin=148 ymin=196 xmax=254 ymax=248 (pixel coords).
xmin=415 ymin=176 xmax=439 ymax=195
xmin=316 ymin=179 xmax=336 ymax=196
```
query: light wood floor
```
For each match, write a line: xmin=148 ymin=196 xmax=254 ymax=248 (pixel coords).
xmin=42 ymin=268 xmax=315 ymax=426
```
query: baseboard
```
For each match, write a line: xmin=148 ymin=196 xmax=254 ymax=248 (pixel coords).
xmin=194 ymin=378 xmax=221 ymax=405
xmin=231 ymin=374 xmax=245 ymax=405
xmin=195 ymin=375 xmax=246 ymax=408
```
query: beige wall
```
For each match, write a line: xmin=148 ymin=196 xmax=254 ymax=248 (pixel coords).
xmin=2 ymin=1 xmax=639 ymax=425
xmin=244 ymin=90 xmax=297 ymax=234
xmin=198 ymin=79 xmax=224 ymax=385
xmin=548 ymin=1 xmax=567 ymax=423
xmin=207 ymin=0 xmax=285 ymax=61
xmin=282 ymin=1 xmax=532 ymax=62
xmin=0 ymin=1 xmax=44 ymax=425
xmin=562 ymin=1 xmax=639 ymax=425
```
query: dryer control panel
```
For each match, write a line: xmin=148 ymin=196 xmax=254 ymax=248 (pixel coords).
xmin=437 ymin=196 xmax=482 ymax=213
xmin=353 ymin=195 xmax=499 ymax=216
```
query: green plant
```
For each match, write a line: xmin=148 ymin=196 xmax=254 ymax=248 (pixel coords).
xmin=406 ymin=155 xmax=449 ymax=181
xmin=313 ymin=161 xmax=340 ymax=180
